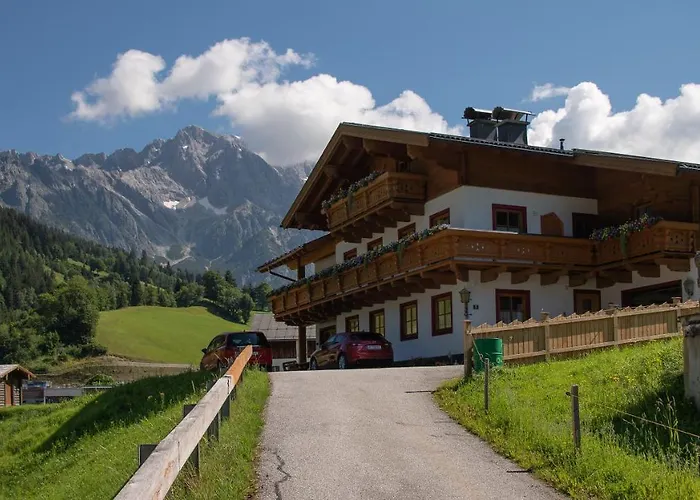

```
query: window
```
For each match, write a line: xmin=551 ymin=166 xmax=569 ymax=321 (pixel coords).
xmin=398 ymin=223 xmax=416 ymax=240
xmin=206 ymin=335 xmax=226 ymax=352
xmin=634 ymin=203 xmax=653 ymax=219
xmin=492 ymin=204 xmax=527 ymax=233
xmin=400 ymin=301 xmax=418 ymax=340
xmin=495 ymin=290 xmax=531 ymax=323
xmin=572 ymin=213 xmax=599 ymax=239
xmin=367 ymin=237 xmax=383 ymax=252
xmin=319 ymin=325 xmax=336 ymax=345
xmin=343 ymin=248 xmax=357 ymax=262
xmin=432 ymin=293 xmax=453 ymax=336
xmin=429 ymin=209 xmax=450 ymax=227
xmin=345 ymin=315 xmax=360 ymax=332
xmin=369 ymin=309 xmax=385 ymax=335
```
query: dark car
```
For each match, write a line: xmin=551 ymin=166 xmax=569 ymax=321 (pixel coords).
xmin=309 ymin=331 xmax=393 ymax=370
xmin=200 ymin=331 xmax=273 ymax=372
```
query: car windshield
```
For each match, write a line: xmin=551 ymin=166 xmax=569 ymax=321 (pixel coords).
xmin=349 ymin=332 xmax=385 ymax=342
xmin=228 ymin=332 xmax=269 ymax=347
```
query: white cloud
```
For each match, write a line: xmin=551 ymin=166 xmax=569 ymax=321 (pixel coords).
xmin=69 ymin=37 xmax=460 ymax=165
xmin=529 ymin=82 xmax=700 ymax=163
xmin=528 ymin=83 xmax=571 ymax=102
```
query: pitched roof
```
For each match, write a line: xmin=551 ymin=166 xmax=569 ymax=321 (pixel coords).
xmin=0 ymin=364 xmax=34 ymax=379
xmin=250 ymin=313 xmax=317 ymax=341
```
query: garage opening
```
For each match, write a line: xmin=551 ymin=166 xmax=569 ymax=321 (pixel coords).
xmin=621 ymin=280 xmax=682 ymax=307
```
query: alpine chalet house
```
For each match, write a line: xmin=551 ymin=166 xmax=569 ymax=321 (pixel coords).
xmin=257 ymin=106 xmax=700 ymax=364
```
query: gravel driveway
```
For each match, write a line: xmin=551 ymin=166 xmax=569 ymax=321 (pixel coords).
xmin=256 ymin=366 xmax=565 ymax=500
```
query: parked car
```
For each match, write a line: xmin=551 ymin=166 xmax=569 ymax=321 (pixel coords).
xmin=200 ymin=331 xmax=273 ymax=372
xmin=309 ymin=331 xmax=393 ymax=370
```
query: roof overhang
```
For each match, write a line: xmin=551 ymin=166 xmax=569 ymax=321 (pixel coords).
xmin=257 ymin=233 xmax=337 ymax=273
xmin=280 ymin=123 xmax=430 ymax=230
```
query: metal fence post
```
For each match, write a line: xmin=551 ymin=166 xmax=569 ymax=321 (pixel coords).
xmin=484 ymin=357 xmax=490 ymax=414
xmin=571 ymin=384 xmax=581 ymax=452
xmin=138 ymin=444 xmax=157 ymax=467
xmin=464 ymin=320 xmax=473 ymax=379
xmin=183 ymin=404 xmax=200 ymax=475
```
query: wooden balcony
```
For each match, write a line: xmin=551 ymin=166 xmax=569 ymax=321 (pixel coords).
xmin=269 ymin=222 xmax=698 ymax=325
xmin=325 ymin=172 xmax=426 ymax=241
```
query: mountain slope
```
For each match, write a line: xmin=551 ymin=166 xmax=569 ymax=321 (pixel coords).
xmin=0 ymin=126 xmax=319 ymax=283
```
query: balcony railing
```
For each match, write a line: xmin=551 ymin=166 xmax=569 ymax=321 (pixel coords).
xmin=269 ymin=221 xmax=698 ymax=321
xmin=595 ymin=220 xmax=697 ymax=265
xmin=325 ymin=171 xmax=426 ymax=232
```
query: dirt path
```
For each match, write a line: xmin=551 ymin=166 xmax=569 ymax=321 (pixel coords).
xmin=256 ymin=366 xmax=565 ymax=500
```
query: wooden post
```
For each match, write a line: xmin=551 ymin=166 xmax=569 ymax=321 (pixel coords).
xmin=463 ymin=320 xmax=473 ymax=379
xmin=571 ymin=384 xmax=581 ymax=452
xmin=297 ymin=259 xmax=307 ymax=364
xmin=138 ymin=444 xmax=157 ymax=467
xmin=207 ymin=412 xmax=220 ymax=442
xmin=182 ymin=404 xmax=200 ymax=475
xmin=484 ymin=358 xmax=490 ymax=414
xmin=541 ymin=311 xmax=551 ymax=361
xmin=611 ymin=308 xmax=620 ymax=346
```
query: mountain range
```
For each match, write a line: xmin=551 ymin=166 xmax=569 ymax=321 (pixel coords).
xmin=0 ymin=126 xmax=320 ymax=284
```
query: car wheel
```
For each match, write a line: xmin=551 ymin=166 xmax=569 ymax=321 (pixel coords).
xmin=265 ymin=364 xmax=273 ymax=372
xmin=309 ymin=358 xmax=318 ymax=370
xmin=338 ymin=354 xmax=348 ymax=370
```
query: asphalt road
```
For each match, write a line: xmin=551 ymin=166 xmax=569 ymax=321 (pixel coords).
xmin=256 ymin=366 xmax=565 ymax=500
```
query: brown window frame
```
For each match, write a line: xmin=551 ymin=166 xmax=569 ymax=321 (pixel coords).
xmin=345 ymin=315 xmax=360 ymax=332
xmin=400 ymin=300 xmax=419 ymax=341
xmin=495 ymin=289 xmax=531 ymax=323
xmin=343 ymin=248 xmax=358 ymax=262
xmin=398 ymin=222 xmax=416 ymax=240
xmin=431 ymin=292 xmax=453 ymax=336
xmin=369 ymin=309 xmax=385 ymax=336
xmin=367 ymin=237 xmax=383 ymax=252
xmin=492 ymin=204 xmax=527 ymax=233
xmin=429 ymin=208 xmax=451 ymax=227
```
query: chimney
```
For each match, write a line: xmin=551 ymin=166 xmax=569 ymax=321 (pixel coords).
xmin=491 ymin=106 xmax=533 ymax=145
xmin=559 ymin=138 xmax=565 ymax=150
xmin=463 ymin=107 xmax=498 ymax=141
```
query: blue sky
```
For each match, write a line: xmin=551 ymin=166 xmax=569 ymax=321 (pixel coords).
xmin=2 ymin=0 xmax=700 ymax=164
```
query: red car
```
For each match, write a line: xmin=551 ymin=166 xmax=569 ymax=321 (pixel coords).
xmin=200 ymin=331 xmax=273 ymax=372
xmin=309 ymin=331 xmax=393 ymax=370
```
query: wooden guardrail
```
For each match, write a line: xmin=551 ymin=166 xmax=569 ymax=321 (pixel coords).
xmin=114 ymin=345 xmax=253 ymax=500
xmin=463 ymin=299 xmax=700 ymax=376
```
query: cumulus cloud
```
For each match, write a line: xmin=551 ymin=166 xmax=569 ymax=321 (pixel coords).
xmin=529 ymin=82 xmax=700 ymax=163
xmin=69 ymin=37 xmax=459 ymax=165
xmin=528 ymin=83 xmax=571 ymax=102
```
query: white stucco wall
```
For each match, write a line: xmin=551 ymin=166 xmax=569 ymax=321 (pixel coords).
xmin=335 ymin=185 xmax=598 ymax=262
xmin=327 ymin=261 xmax=697 ymax=363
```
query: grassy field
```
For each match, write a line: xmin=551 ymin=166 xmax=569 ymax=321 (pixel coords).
xmin=96 ymin=306 xmax=249 ymax=365
xmin=435 ymin=338 xmax=700 ymax=500
xmin=0 ymin=368 xmax=269 ymax=500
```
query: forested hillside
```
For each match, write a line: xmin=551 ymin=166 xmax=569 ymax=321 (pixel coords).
xmin=0 ymin=206 xmax=271 ymax=367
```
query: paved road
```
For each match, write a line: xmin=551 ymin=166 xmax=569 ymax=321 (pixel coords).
xmin=256 ymin=366 xmax=565 ymax=500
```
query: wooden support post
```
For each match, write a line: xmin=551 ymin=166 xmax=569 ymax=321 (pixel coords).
xmin=484 ymin=358 xmax=490 ymax=414
xmin=221 ymin=389 xmax=231 ymax=420
xmin=138 ymin=444 xmax=157 ymax=467
xmin=207 ymin=412 xmax=220 ymax=442
xmin=463 ymin=320 xmax=473 ymax=379
xmin=182 ymin=404 xmax=200 ymax=475
xmin=541 ymin=311 xmax=551 ymax=361
xmin=297 ymin=259 xmax=308 ymax=364
xmin=571 ymin=384 xmax=581 ymax=452
xmin=612 ymin=308 xmax=620 ymax=346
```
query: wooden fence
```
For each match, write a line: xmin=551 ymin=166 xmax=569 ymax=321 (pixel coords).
xmin=115 ymin=345 xmax=253 ymax=500
xmin=464 ymin=299 xmax=700 ymax=370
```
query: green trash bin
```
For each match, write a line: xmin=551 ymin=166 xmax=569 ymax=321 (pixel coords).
xmin=473 ymin=338 xmax=504 ymax=372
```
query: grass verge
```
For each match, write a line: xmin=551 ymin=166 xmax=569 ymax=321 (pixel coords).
xmin=168 ymin=368 xmax=270 ymax=499
xmin=96 ymin=306 xmax=249 ymax=364
xmin=0 ymin=368 xmax=269 ymax=499
xmin=434 ymin=338 xmax=700 ymax=500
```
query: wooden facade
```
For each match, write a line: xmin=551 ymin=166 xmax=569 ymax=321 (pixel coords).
xmin=261 ymin=123 xmax=700 ymax=328
xmin=0 ymin=365 xmax=33 ymax=407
